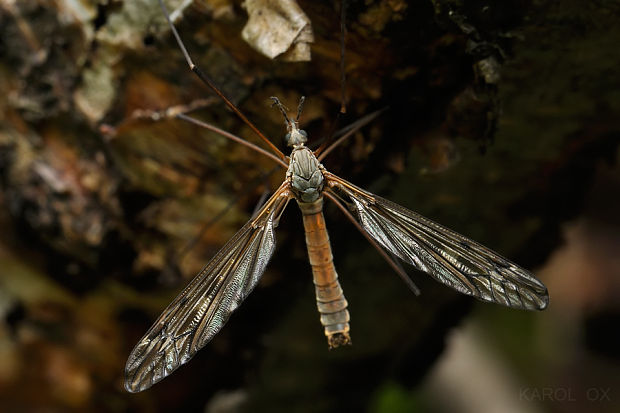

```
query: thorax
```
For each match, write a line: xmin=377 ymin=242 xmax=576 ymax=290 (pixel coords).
xmin=287 ymin=145 xmax=324 ymax=203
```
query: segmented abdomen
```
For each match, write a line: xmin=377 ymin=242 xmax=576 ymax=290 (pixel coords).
xmin=298 ymin=198 xmax=351 ymax=348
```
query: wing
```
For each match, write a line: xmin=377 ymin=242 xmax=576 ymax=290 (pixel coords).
xmin=124 ymin=182 xmax=291 ymax=393
xmin=325 ymin=173 xmax=548 ymax=310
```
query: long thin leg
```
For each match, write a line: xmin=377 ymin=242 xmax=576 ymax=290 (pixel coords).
xmin=128 ymin=97 xmax=219 ymax=121
xmin=115 ymin=98 xmax=287 ymax=168
xmin=177 ymin=113 xmax=288 ymax=168
xmin=317 ymin=108 xmax=386 ymax=161
xmin=325 ymin=191 xmax=421 ymax=296
xmin=174 ymin=165 xmax=281 ymax=267
xmin=157 ymin=0 xmax=286 ymax=161
xmin=251 ymin=185 xmax=272 ymax=216
xmin=339 ymin=0 xmax=348 ymax=114
xmin=313 ymin=1 xmax=348 ymax=155
xmin=312 ymin=112 xmax=342 ymax=155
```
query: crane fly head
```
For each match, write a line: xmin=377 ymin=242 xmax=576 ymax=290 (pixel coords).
xmin=270 ymin=96 xmax=308 ymax=147
xmin=285 ymin=123 xmax=308 ymax=147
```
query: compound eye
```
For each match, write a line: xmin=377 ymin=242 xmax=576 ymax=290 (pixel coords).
xmin=299 ymin=129 xmax=308 ymax=138
xmin=284 ymin=132 xmax=291 ymax=143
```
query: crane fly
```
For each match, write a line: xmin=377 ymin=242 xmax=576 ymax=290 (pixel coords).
xmin=124 ymin=1 xmax=549 ymax=393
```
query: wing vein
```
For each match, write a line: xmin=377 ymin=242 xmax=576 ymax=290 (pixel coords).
xmin=124 ymin=182 xmax=291 ymax=392
xmin=325 ymin=172 xmax=548 ymax=311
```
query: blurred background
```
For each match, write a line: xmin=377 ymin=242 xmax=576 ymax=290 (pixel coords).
xmin=0 ymin=0 xmax=618 ymax=412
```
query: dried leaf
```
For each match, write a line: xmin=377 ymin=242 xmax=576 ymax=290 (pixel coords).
xmin=242 ymin=0 xmax=314 ymax=62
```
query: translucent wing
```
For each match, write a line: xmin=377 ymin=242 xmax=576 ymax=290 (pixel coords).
xmin=326 ymin=173 xmax=548 ymax=310
xmin=125 ymin=182 xmax=291 ymax=393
